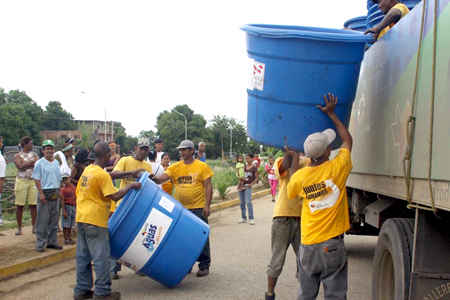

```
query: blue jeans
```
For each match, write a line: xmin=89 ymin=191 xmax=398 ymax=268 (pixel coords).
xmin=74 ymin=222 xmax=112 ymax=297
xmin=238 ymin=187 xmax=254 ymax=220
xmin=189 ymin=208 xmax=211 ymax=269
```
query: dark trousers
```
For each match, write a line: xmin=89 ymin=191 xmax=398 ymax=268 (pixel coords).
xmin=189 ymin=208 xmax=211 ymax=269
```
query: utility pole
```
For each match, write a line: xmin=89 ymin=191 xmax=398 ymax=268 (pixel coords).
xmin=111 ymin=120 xmax=114 ymax=142
xmin=104 ymin=109 xmax=107 ymax=141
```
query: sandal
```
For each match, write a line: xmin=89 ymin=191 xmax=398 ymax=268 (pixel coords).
xmin=15 ymin=230 xmax=22 ymax=235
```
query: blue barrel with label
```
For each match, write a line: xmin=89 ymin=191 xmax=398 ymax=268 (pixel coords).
xmin=241 ymin=24 xmax=372 ymax=151
xmin=108 ymin=172 xmax=210 ymax=288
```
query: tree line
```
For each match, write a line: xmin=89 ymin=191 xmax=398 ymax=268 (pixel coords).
xmin=0 ymin=88 xmax=260 ymax=158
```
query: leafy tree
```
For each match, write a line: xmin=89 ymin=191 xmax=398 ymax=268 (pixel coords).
xmin=78 ymin=121 xmax=95 ymax=149
xmin=6 ymin=89 xmax=35 ymax=105
xmin=156 ymin=104 xmax=209 ymax=158
xmin=138 ymin=130 xmax=156 ymax=147
xmin=206 ymin=115 xmax=247 ymax=159
xmin=42 ymin=101 xmax=76 ymax=130
xmin=0 ymin=102 xmax=43 ymax=145
xmin=0 ymin=88 xmax=7 ymax=106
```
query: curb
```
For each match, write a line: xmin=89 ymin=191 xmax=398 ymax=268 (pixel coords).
xmin=0 ymin=246 xmax=76 ymax=281
xmin=210 ymin=189 xmax=271 ymax=212
xmin=0 ymin=188 xmax=271 ymax=281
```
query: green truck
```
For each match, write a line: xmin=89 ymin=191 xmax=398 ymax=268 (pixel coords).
xmin=346 ymin=0 xmax=450 ymax=299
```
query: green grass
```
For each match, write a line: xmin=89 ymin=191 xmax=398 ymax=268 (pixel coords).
xmin=6 ymin=163 xmax=17 ymax=176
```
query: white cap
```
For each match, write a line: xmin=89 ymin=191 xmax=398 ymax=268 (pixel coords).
xmin=303 ymin=129 xmax=336 ymax=159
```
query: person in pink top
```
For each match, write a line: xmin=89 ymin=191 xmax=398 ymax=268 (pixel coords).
xmin=265 ymin=156 xmax=278 ymax=202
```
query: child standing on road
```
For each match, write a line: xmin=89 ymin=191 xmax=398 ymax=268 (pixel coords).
xmin=236 ymin=155 xmax=246 ymax=191
xmin=264 ymin=156 xmax=278 ymax=202
xmin=61 ymin=173 xmax=76 ymax=245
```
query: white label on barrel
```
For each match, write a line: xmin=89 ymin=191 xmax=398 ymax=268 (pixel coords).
xmin=117 ymin=208 xmax=173 ymax=271
xmin=247 ymin=59 xmax=265 ymax=91
xmin=159 ymin=196 xmax=175 ymax=213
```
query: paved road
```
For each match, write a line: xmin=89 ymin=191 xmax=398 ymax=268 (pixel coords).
xmin=1 ymin=194 xmax=377 ymax=300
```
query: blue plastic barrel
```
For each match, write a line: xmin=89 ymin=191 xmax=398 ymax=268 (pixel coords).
xmin=343 ymin=16 xmax=367 ymax=29
xmin=241 ymin=24 xmax=373 ymax=151
xmin=108 ymin=172 xmax=210 ymax=288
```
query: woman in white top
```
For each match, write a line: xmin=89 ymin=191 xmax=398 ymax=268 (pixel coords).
xmin=148 ymin=150 xmax=165 ymax=187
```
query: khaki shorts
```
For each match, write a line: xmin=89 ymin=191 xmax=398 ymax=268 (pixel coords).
xmin=267 ymin=217 xmax=301 ymax=278
xmin=14 ymin=178 xmax=38 ymax=206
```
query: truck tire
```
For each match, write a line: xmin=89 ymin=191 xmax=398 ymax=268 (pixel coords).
xmin=372 ymin=218 xmax=414 ymax=300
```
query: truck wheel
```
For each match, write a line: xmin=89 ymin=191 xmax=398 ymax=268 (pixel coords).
xmin=372 ymin=218 xmax=414 ymax=300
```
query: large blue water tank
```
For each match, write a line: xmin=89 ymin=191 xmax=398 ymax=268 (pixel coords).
xmin=241 ymin=24 xmax=372 ymax=151
xmin=108 ymin=172 xmax=210 ymax=288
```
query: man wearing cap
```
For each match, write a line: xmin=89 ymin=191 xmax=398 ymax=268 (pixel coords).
xmin=54 ymin=142 xmax=74 ymax=175
xmin=287 ymin=93 xmax=353 ymax=300
xmin=153 ymin=140 xmax=214 ymax=277
xmin=109 ymin=137 xmax=152 ymax=279
xmin=32 ymin=140 xmax=63 ymax=253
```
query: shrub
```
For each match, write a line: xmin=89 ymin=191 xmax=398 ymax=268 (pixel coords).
xmin=216 ymin=182 xmax=230 ymax=199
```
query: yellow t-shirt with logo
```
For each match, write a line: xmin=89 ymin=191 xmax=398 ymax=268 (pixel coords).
xmin=287 ymin=149 xmax=352 ymax=245
xmin=112 ymin=156 xmax=153 ymax=209
xmin=76 ymin=165 xmax=119 ymax=228
xmin=165 ymin=160 xmax=214 ymax=209
xmin=379 ymin=3 xmax=409 ymax=40
xmin=273 ymin=156 xmax=310 ymax=218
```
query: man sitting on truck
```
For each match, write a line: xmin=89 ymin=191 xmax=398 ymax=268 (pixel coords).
xmin=364 ymin=0 xmax=409 ymax=41
xmin=287 ymin=93 xmax=353 ymax=300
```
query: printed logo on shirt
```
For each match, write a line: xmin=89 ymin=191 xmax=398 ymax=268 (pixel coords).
xmin=177 ymin=173 xmax=198 ymax=185
xmin=304 ymin=180 xmax=340 ymax=213
xmin=79 ymin=174 xmax=93 ymax=188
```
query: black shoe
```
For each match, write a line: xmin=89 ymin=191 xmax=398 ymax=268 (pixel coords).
xmin=93 ymin=292 xmax=121 ymax=299
xmin=46 ymin=244 xmax=63 ymax=250
xmin=265 ymin=292 xmax=276 ymax=300
xmin=196 ymin=267 xmax=209 ymax=277
xmin=73 ymin=290 xmax=94 ymax=300
xmin=111 ymin=272 xmax=119 ymax=280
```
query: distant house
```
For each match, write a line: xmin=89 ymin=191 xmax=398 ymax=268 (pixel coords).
xmin=39 ymin=119 xmax=116 ymax=143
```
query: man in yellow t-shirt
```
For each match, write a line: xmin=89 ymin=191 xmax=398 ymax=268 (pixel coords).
xmin=287 ymin=93 xmax=353 ymax=300
xmin=109 ymin=137 xmax=152 ymax=279
xmin=364 ymin=0 xmax=409 ymax=41
xmin=153 ymin=140 xmax=214 ymax=277
xmin=265 ymin=151 xmax=310 ymax=300
xmin=74 ymin=142 xmax=141 ymax=300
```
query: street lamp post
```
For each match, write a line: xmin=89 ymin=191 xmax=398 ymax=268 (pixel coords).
xmin=230 ymin=124 xmax=233 ymax=160
xmin=172 ymin=109 xmax=187 ymax=140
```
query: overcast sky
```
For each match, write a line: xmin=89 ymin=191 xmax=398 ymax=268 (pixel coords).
xmin=0 ymin=0 xmax=367 ymax=136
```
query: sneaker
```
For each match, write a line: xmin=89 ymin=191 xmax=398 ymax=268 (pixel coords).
xmin=111 ymin=272 xmax=119 ymax=280
xmin=93 ymin=292 xmax=121 ymax=299
xmin=73 ymin=290 xmax=94 ymax=300
xmin=238 ymin=218 xmax=247 ymax=223
xmin=265 ymin=292 xmax=276 ymax=300
xmin=46 ymin=244 xmax=63 ymax=250
xmin=250 ymin=219 xmax=255 ymax=225
xmin=196 ymin=267 xmax=209 ymax=277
